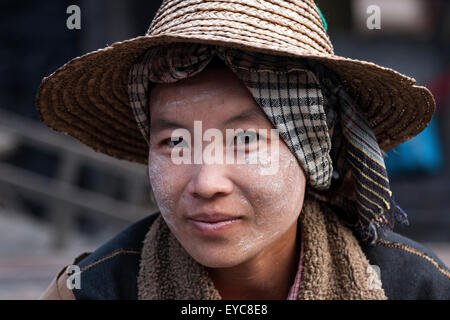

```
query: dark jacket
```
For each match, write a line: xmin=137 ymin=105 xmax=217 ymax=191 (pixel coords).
xmin=40 ymin=212 xmax=450 ymax=300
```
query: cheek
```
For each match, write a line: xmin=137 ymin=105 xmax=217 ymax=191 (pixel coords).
xmin=225 ymin=149 xmax=305 ymax=257
xmin=237 ymin=147 xmax=306 ymax=226
xmin=148 ymin=152 xmax=185 ymax=231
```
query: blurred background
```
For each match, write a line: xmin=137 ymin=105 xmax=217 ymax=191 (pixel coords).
xmin=0 ymin=0 xmax=449 ymax=299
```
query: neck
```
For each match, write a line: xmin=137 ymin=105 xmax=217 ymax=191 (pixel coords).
xmin=206 ymin=219 xmax=300 ymax=300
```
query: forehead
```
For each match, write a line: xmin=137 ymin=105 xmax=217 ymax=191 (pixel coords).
xmin=149 ymin=67 xmax=256 ymax=118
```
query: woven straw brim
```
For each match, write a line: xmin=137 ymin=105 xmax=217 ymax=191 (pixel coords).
xmin=36 ymin=35 xmax=435 ymax=165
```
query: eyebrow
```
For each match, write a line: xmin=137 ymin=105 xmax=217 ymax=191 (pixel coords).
xmin=150 ymin=108 xmax=265 ymax=134
xmin=223 ymin=108 xmax=265 ymax=126
xmin=150 ymin=118 xmax=185 ymax=134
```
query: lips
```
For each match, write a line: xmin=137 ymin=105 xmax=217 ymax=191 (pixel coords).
xmin=188 ymin=213 xmax=241 ymax=223
xmin=187 ymin=212 xmax=242 ymax=234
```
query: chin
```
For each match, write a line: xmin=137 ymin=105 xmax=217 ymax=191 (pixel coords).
xmin=188 ymin=248 xmax=249 ymax=269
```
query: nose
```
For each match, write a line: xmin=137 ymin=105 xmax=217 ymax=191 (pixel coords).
xmin=187 ymin=163 xmax=234 ymax=199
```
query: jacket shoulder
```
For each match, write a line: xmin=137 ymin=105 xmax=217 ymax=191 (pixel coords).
xmin=44 ymin=213 xmax=160 ymax=300
xmin=361 ymin=230 xmax=450 ymax=299
xmin=39 ymin=265 xmax=75 ymax=300
xmin=39 ymin=252 xmax=90 ymax=300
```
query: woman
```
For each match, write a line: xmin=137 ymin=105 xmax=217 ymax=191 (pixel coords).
xmin=37 ymin=0 xmax=450 ymax=300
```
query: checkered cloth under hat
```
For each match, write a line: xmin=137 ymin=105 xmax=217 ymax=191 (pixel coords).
xmin=128 ymin=42 xmax=409 ymax=244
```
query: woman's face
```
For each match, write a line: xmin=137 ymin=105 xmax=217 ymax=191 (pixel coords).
xmin=148 ymin=67 xmax=307 ymax=268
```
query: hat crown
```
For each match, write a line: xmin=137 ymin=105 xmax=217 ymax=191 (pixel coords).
xmin=146 ymin=0 xmax=334 ymax=56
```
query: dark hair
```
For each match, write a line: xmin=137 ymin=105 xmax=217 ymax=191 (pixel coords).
xmin=205 ymin=55 xmax=228 ymax=70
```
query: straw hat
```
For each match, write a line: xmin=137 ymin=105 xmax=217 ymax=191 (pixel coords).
xmin=36 ymin=0 xmax=435 ymax=164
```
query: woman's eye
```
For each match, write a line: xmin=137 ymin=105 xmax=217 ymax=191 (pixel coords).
xmin=234 ymin=131 xmax=260 ymax=146
xmin=163 ymin=137 xmax=188 ymax=148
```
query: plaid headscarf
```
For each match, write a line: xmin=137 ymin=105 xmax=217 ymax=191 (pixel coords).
xmin=128 ymin=42 xmax=408 ymax=244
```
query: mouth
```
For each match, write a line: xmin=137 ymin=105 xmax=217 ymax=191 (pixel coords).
xmin=187 ymin=213 xmax=242 ymax=234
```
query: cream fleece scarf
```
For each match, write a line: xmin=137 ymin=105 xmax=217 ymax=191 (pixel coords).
xmin=137 ymin=196 xmax=387 ymax=300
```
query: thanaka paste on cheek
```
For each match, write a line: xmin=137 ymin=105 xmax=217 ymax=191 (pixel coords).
xmin=228 ymin=143 xmax=305 ymax=256
xmin=148 ymin=152 xmax=179 ymax=233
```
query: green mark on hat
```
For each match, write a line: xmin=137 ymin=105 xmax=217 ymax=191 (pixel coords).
xmin=316 ymin=6 xmax=328 ymax=32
